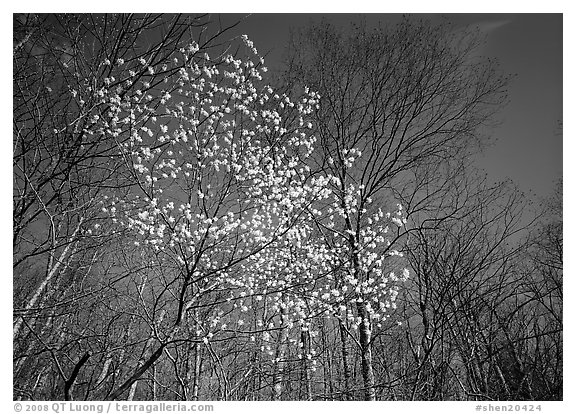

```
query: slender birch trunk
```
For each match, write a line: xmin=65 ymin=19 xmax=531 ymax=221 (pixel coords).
xmin=15 ymin=253 xmax=84 ymax=378
xmin=321 ymin=320 xmax=335 ymax=400
xmin=13 ymin=217 xmax=84 ymax=340
xmin=343 ymin=194 xmax=376 ymax=400
xmin=301 ymin=329 xmax=312 ymax=400
xmin=357 ymin=300 xmax=376 ymax=401
xmin=191 ymin=341 xmax=202 ymax=400
xmin=271 ymin=306 xmax=289 ymax=400
xmin=127 ymin=309 xmax=167 ymax=400
xmin=338 ymin=319 xmax=352 ymax=400
xmin=95 ymin=358 xmax=113 ymax=390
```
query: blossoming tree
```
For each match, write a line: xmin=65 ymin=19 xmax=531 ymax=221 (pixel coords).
xmin=281 ymin=17 xmax=511 ymax=400
xmin=92 ymin=32 xmax=409 ymax=399
xmin=14 ymin=14 xmax=409 ymax=400
xmin=14 ymin=14 xmax=559 ymax=402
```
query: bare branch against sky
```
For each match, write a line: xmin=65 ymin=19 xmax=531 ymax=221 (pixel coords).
xmin=10 ymin=11 xmax=563 ymax=406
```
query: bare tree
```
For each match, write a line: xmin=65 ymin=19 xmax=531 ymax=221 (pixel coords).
xmin=13 ymin=13 xmax=248 ymax=400
xmin=14 ymin=14 xmax=559 ymax=402
xmin=281 ymin=17 xmax=510 ymax=400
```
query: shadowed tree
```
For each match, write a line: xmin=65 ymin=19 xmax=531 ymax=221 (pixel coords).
xmin=14 ymin=14 xmax=559 ymax=402
xmin=13 ymin=13 xmax=250 ymax=400
xmin=281 ymin=17 xmax=510 ymax=400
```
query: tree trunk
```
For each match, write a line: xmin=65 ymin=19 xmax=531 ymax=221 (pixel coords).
xmin=95 ymin=357 xmax=112 ymax=391
xmin=343 ymin=202 xmax=376 ymax=400
xmin=151 ymin=364 xmax=157 ymax=400
xmin=13 ymin=218 xmax=84 ymax=340
xmin=191 ymin=341 xmax=201 ymax=400
xmin=271 ymin=307 xmax=289 ymax=400
xmin=321 ymin=321 xmax=334 ymax=400
xmin=127 ymin=309 xmax=166 ymax=401
xmin=107 ymin=344 xmax=165 ymax=401
xmin=357 ymin=300 xmax=376 ymax=401
xmin=64 ymin=352 xmax=91 ymax=401
xmin=301 ymin=329 xmax=312 ymax=400
xmin=338 ymin=319 xmax=352 ymax=400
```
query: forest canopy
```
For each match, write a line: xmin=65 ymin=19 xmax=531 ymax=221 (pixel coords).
xmin=13 ymin=14 xmax=562 ymax=401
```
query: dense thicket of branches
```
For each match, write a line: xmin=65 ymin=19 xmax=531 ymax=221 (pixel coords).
xmin=13 ymin=14 xmax=562 ymax=401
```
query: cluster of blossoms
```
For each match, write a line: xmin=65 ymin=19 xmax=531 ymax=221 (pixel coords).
xmin=94 ymin=34 xmax=409 ymax=361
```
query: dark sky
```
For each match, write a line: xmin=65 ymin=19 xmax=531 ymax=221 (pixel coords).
xmin=216 ymin=13 xmax=562 ymax=201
